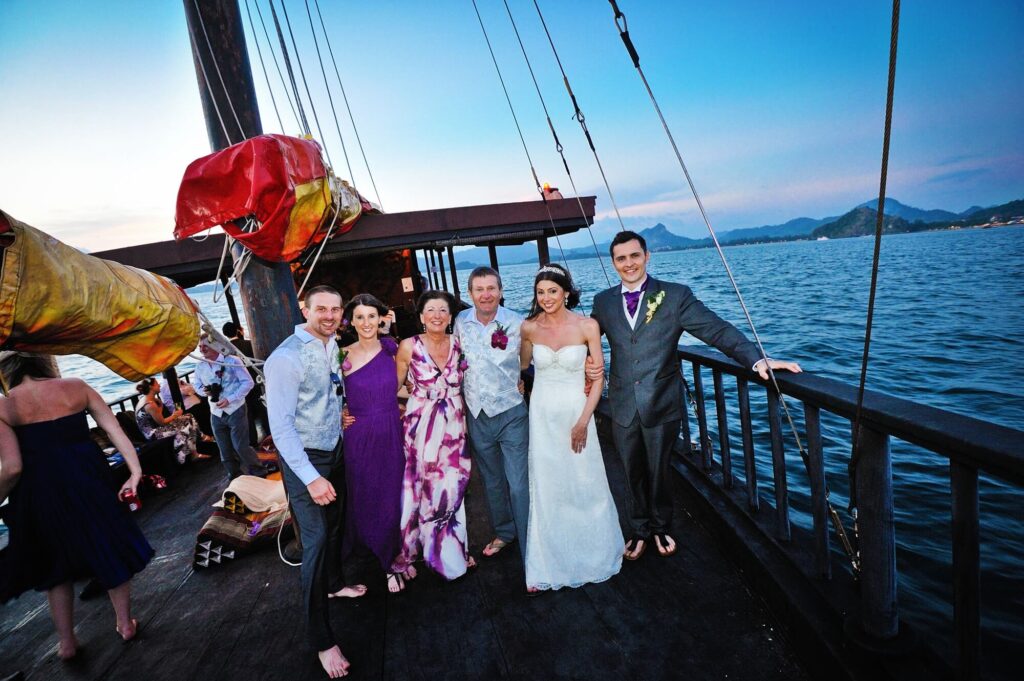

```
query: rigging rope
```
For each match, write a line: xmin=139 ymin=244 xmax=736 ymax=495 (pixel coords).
xmin=501 ymin=0 xmax=611 ymax=288
xmin=606 ymin=0 xmax=859 ymax=571
xmin=531 ymin=0 xmax=629 ymax=235
xmin=470 ymin=0 xmax=571 ymax=271
xmin=253 ymin=0 xmax=302 ymax=132
xmin=301 ymin=0 xmax=357 ymax=187
xmin=269 ymin=0 xmax=311 ymax=137
xmin=277 ymin=0 xmax=334 ymax=170
xmin=311 ymin=0 xmax=385 ymax=210
xmin=849 ymin=0 xmax=901 ymax=527
xmin=243 ymin=0 xmax=286 ymax=133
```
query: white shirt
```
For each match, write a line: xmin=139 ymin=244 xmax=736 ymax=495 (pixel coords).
xmin=620 ymin=275 xmax=650 ymax=330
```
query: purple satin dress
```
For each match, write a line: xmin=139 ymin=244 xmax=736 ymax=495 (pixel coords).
xmin=341 ymin=337 xmax=404 ymax=573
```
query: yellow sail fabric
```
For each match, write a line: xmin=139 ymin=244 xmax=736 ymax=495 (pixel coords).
xmin=0 ymin=211 xmax=200 ymax=380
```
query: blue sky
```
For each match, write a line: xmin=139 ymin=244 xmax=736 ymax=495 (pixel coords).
xmin=1 ymin=0 xmax=1021 ymax=251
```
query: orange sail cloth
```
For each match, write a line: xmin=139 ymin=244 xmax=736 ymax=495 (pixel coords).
xmin=174 ymin=134 xmax=363 ymax=262
xmin=0 ymin=211 xmax=200 ymax=381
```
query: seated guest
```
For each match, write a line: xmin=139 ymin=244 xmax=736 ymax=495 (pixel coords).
xmin=160 ymin=377 xmax=215 ymax=439
xmin=134 ymin=377 xmax=207 ymax=464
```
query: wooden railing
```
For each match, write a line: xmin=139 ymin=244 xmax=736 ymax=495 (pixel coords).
xmin=676 ymin=345 xmax=1023 ymax=681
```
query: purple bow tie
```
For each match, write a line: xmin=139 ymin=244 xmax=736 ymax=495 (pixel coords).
xmin=623 ymin=283 xmax=647 ymax=317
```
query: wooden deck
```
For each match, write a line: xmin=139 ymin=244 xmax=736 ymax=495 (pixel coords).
xmin=0 ymin=419 xmax=809 ymax=680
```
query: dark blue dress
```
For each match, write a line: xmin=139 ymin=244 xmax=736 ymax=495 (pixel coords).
xmin=0 ymin=411 xmax=154 ymax=601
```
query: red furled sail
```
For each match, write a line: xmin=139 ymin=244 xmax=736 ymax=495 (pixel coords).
xmin=174 ymin=134 xmax=363 ymax=262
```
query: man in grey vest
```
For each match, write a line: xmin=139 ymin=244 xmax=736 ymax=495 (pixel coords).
xmin=265 ymin=285 xmax=366 ymax=679
xmin=454 ymin=267 xmax=529 ymax=561
xmin=590 ymin=231 xmax=801 ymax=560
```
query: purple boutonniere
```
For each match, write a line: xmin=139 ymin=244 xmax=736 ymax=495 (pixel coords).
xmin=490 ymin=322 xmax=509 ymax=350
xmin=338 ymin=346 xmax=351 ymax=372
xmin=458 ymin=349 xmax=469 ymax=372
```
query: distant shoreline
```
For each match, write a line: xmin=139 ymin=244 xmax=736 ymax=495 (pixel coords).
xmin=454 ymin=220 xmax=1023 ymax=271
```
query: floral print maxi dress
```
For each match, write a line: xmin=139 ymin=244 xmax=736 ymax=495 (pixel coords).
xmin=394 ymin=334 xmax=471 ymax=580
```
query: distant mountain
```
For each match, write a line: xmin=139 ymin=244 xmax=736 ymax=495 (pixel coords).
xmin=959 ymin=199 xmax=1024 ymax=224
xmin=717 ymin=216 xmax=831 ymax=243
xmin=638 ymin=223 xmax=702 ymax=250
xmin=856 ymin=197 xmax=958 ymax=223
xmin=451 ymin=196 xmax=1021 ymax=268
xmin=812 ymin=207 xmax=909 ymax=239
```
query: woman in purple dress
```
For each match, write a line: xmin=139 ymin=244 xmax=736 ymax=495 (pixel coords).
xmin=393 ymin=290 xmax=475 ymax=582
xmin=339 ymin=294 xmax=407 ymax=592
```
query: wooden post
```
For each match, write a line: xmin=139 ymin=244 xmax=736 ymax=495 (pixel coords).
xmin=163 ymin=367 xmax=184 ymax=410
xmin=737 ymin=377 xmax=759 ymax=511
xmin=712 ymin=370 xmax=732 ymax=488
xmin=447 ymin=247 xmax=461 ymax=302
xmin=950 ymin=460 xmax=980 ymax=681
xmin=183 ymin=0 xmax=301 ymax=360
xmin=537 ymin=237 xmax=551 ymax=266
xmin=767 ymin=390 xmax=790 ymax=541
xmin=220 ymin=272 xmax=243 ymax=331
xmin=436 ymin=249 xmax=449 ymax=292
xmin=426 ymin=249 xmax=438 ymax=288
xmin=691 ymin=363 xmax=711 ymax=471
xmin=488 ymin=243 xmax=500 ymax=271
xmin=804 ymin=403 xmax=831 ymax=579
xmin=854 ymin=424 xmax=898 ymax=639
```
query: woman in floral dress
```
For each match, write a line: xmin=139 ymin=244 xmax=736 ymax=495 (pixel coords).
xmin=134 ymin=377 xmax=205 ymax=464
xmin=393 ymin=290 xmax=475 ymax=581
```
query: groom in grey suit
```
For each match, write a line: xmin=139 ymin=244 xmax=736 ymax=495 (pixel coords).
xmin=590 ymin=231 xmax=800 ymax=559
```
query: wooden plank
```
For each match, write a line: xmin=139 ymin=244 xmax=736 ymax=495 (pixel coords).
xmin=737 ymin=377 xmax=759 ymax=511
xmin=767 ymin=389 xmax=790 ymax=541
xmin=853 ymin=424 xmax=898 ymax=639
xmin=692 ymin=362 xmax=712 ymax=471
xmin=713 ymin=369 xmax=733 ymax=488
xmin=804 ymin=403 xmax=830 ymax=579
xmin=950 ymin=460 xmax=981 ymax=681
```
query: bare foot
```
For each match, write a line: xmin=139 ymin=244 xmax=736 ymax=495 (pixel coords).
xmin=115 ymin=617 xmax=138 ymax=642
xmin=327 ymin=584 xmax=367 ymax=599
xmin=57 ymin=637 xmax=79 ymax=660
xmin=653 ymin=533 xmax=678 ymax=557
xmin=403 ymin=565 xmax=418 ymax=580
xmin=467 ymin=556 xmax=477 ymax=569
xmin=317 ymin=645 xmax=350 ymax=678
xmin=623 ymin=537 xmax=647 ymax=561
xmin=482 ymin=537 xmax=512 ymax=558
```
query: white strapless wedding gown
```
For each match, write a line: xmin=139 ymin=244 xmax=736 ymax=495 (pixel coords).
xmin=524 ymin=344 xmax=623 ymax=590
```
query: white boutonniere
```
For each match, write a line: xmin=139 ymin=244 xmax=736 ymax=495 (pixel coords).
xmin=644 ymin=290 xmax=666 ymax=324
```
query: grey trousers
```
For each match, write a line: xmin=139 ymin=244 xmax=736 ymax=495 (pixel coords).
xmin=611 ymin=414 xmax=680 ymax=538
xmin=466 ymin=402 xmax=530 ymax=559
xmin=280 ymin=444 xmax=346 ymax=652
xmin=211 ymin=403 xmax=263 ymax=479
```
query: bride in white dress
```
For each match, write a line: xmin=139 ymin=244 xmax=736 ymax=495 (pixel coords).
xmin=519 ymin=264 xmax=623 ymax=592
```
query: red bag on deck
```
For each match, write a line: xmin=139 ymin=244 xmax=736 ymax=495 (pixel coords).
xmin=174 ymin=134 xmax=358 ymax=262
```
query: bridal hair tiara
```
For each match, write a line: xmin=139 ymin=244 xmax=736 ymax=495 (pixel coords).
xmin=537 ymin=265 xmax=568 ymax=277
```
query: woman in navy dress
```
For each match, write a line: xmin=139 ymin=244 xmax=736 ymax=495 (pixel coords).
xmin=0 ymin=352 xmax=153 ymax=660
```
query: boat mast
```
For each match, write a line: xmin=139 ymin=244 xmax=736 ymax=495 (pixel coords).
xmin=182 ymin=0 xmax=302 ymax=360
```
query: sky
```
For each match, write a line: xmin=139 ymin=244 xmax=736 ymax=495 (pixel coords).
xmin=1 ymin=0 xmax=1021 ymax=252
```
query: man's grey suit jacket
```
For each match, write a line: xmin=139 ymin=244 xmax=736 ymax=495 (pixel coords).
xmin=592 ymin=277 xmax=761 ymax=428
